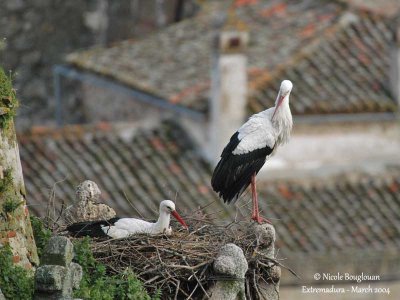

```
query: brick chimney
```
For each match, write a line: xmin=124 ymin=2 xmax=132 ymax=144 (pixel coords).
xmin=208 ymin=16 xmax=249 ymax=163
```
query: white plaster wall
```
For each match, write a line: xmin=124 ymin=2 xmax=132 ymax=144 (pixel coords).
xmin=260 ymin=122 xmax=400 ymax=179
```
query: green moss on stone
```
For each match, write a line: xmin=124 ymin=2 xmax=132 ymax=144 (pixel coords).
xmin=0 ymin=168 xmax=13 ymax=193
xmin=3 ymin=198 xmax=23 ymax=214
xmin=0 ymin=67 xmax=19 ymax=131
xmin=0 ymin=168 xmax=22 ymax=215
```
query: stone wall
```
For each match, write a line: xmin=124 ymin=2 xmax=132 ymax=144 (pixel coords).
xmin=0 ymin=0 xmax=198 ymax=131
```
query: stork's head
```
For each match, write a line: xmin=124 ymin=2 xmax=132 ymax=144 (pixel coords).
xmin=160 ymin=200 xmax=176 ymax=212
xmin=272 ymin=80 xmax=293 ymax=120
xmin=280 ymin=80 xmax=293 ymax=96
xmin=159 ymin=200 xmax=188 ymax=228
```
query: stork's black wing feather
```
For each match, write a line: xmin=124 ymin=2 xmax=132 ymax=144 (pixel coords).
xmin=221 ymin=132 xmax=240 ymax=157
xmin=67 ymin=217 xmax=120 ymax=238
xmin=211 ymin=132 xmax=273 ymax=204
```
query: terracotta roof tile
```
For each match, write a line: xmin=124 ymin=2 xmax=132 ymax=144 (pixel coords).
xmin=250 ymin=11 xmax=397 ymax=114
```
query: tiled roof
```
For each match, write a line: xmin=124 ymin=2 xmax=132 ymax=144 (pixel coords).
xmin=342 ymin=0 xmax=400 ymax=18
xmin=19 ymin=122 xmax=400 ymax=254
xmin=250 ymin=10 xmax=397 ymax=114
xmin=19 ymin=121 xmax=228 ymax=218
xmin=66 ymin=0 xmax=398 ymax=115
xmin=261 ymin=168 xmax=400 ymax=253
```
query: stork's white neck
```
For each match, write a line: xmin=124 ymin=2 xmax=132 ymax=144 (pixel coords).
xmin=154 ymin=210 xmax=171 ymax=232
xmin=272 ymin=95 xmax=293 ymax=145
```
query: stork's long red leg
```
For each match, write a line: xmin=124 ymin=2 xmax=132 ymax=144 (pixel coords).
xmin=251 ymin=174 xmax=259 ymax=221
xmin=251 ymin=174 xmax=271 ymax=224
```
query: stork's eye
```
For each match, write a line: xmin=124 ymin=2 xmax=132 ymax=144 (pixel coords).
xmin=166 ymin=206 xmax=172 ymax=211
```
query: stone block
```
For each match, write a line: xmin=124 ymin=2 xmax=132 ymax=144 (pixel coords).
xmin=0 ymin=288 xmax=5 ymax=300
xmin=70 ymin=263 xmax=83 ymax=290
xmin=35 ymin=265 xmax=66 ymax=291
xmin=64 ymin=180 xmax=116 ymax=223
xmin=210 ymin=243 xmax=248 ymax=300
xmin=213 ymin=243 xmax=247 ymax=278
xmin=41 ymin=236 xmax=73 ymax=267
xmin=253 ymin=223 xmax=276 ymax=257
xmin=34 ymin=237 xmax=83 ymax=300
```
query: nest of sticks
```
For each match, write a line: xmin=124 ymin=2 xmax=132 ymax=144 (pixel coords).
xmin=81 ymin=215 xmax=295 ymax=299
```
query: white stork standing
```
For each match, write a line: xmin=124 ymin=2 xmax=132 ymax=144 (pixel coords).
xmin=211 ymin=80 xmax=293 ymax=224
xmin=67 ymin=200 xmax=188 ymax=238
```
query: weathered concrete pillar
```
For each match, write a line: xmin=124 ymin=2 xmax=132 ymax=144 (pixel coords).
xmin=0 ymin=67 xmax=39 ymax=269
xmin=253 ymin=224 xmax=281 ymax=300
xmin=208 ymin=15 xmax=249 ymax=163
xmin=390 ymin=15 xmax=400 ymax=108
xmin=208 ymin=243 xmax=248 ymax=300
xmin=34 ymin=236 xmax=82 ymax=300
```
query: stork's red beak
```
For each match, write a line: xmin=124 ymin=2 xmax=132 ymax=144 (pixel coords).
xmin=171 ymin=210 xmax=188 ymax=229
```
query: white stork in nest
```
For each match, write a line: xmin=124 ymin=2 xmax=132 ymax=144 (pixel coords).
xmin=67 ymin=200 xmax=188 ymax=238
xmin=211 ymin=80 xmax=293 ymax=224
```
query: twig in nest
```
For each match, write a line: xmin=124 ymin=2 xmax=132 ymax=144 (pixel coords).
xmin=144 ymin=275 xmax=161 ymax=285
xmin=174 ymin=280 xmax=180 ymax=300
xmin=253 ymin=269 xmax=263 ymax=299
xmin=46 ymin=178 xmax=67 ymax=230
xmin=186 ymin=283 xmax=199 ymax=300
xmin=188 ymin=225 xmax=208 ymax=236
xmin=255 ymin=251 xmax=300 ymax=279
xmin=184 ymin=258 xmax=209 ymax=299
xmin=166 ymin=260 xmax=210 ymax=271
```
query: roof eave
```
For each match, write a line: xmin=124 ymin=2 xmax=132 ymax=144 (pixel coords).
xmin=293 ymin=112 xmax=399 ymax=125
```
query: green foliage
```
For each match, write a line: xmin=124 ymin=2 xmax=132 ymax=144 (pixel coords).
xmin=0 ymin=168 xmax=23 ymax=215
xmin=2 ymin=198 xmax=23 ymax=214
xmin=0 ymin=169 xmax=13 ymax=193
xmin=0 ymin=67 xmax=18 ymax=130
xmin=0 ymin=245 xmax=34 ymax=300
xmin=114 ymin=270 xmax=161 ymax=300
xmin=73 ymin=237 xmax=160 ymax=300
xmin=30 ymin=216 xmax=52 ymax=259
